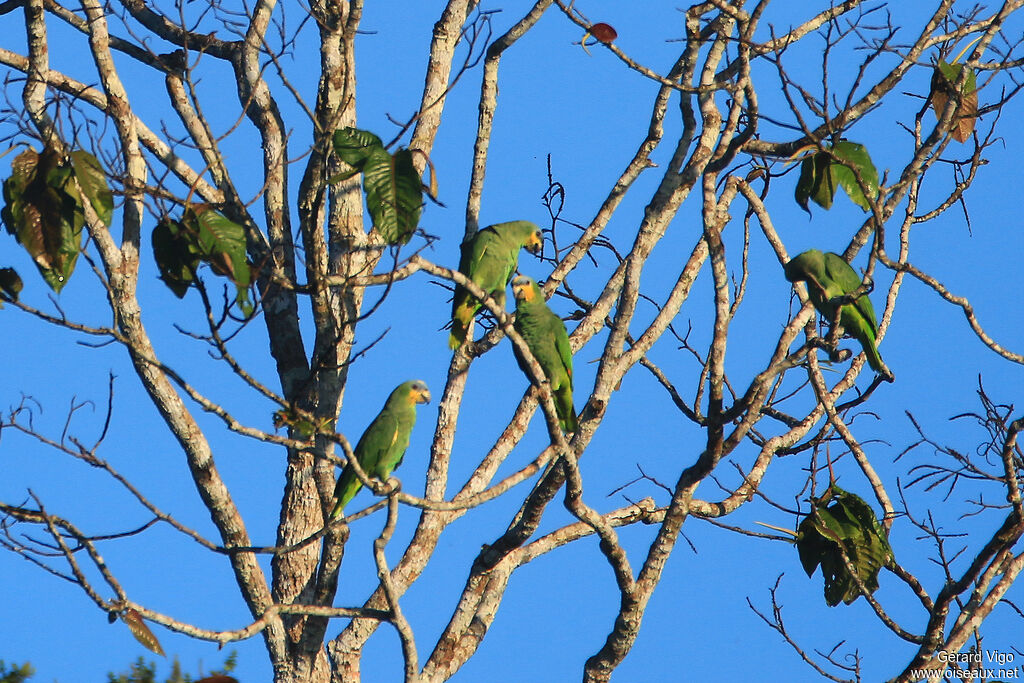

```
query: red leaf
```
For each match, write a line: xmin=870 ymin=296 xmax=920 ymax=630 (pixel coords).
xmin=589 ymin=23 xmax=617 ymax=43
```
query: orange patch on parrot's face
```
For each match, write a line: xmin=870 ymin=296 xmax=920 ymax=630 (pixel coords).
xmin=525 ymin=230 xmax=543 ymax=254
xmin=409 ymin=382 xmax=431 ymax=404
xmin=513 ymin=282 xmax=536 ymax=303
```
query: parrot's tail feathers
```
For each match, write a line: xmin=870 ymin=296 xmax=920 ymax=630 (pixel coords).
xmin=559 ymin=413 xmax=579 ymax=434
xmin=880 ymin=365 xmax=895 ymax=383
xmin=449 ymin=303 xmax=477 ymax=349
xmin=859 ymin=336 xmax=884 ymax=373
xmin=555 ymin=388 xmax=578 ymax=434
xmin=331 ymin=471 xmax=362 ymax=520
xmin=857 ymin=334 xmax=893 ymax=381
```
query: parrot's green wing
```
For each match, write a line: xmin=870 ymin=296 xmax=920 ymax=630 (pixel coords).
xmin=821 ymin=253 xmax=886 ymax=374
xmin=554 ymin=321 xmax=574 ymax=386
xmin=784 ymin=250 xmax=891 ymax=379
xmin=449 ymin=221 xmax=543 ymax=349
xmin=546 ymin=302 xmax=577 ymax=433
xmin=467 ymin=231 xmax=513 ymax=295
xmin=331 ymin=412 xmax=401 ymax=518
xmin=823 ymin=252 xmax=878 ymax=336
xmin=449 ymin=231 xmax=510 ymax=348
xmin=363 ymin=413 xmax=406 ymax=478
xmin=331 ymin=381 xmax=429 ymax=519
xmin=512 ymin=277 xmax=578 ymax=433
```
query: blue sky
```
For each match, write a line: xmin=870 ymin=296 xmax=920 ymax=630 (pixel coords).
xmin=3 ymin=2 xmax=1024 ymax=681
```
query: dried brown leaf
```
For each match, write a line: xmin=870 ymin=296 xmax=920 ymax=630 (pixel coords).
xmin=121 ymin=608 xmax=165 ymax=656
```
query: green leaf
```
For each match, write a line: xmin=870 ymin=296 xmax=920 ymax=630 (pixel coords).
xmin=152 ymin=217 xmax=199 ymax=298
xmin=0 ymin=660 xmax=34 ymax=683
xmin=793 ymin=141 xmax=879 ymax=214
xmin=362 ymin=147 xmax=423 ymax=245
xmin=152 ymin=207 xmax=253 ymax=313
xmin=936 ymin=59 xmax=978 ymax=95
xmin=2 ymin=149 xmax=35 ymax=236
xmin=795 ymin=485 xmax=893 ymax=607
xmin=332 ymin=127 xmax=385 ymax=171
xmin=829 ymin=141 xmax=879 ymax=211
xmin=1 ymin=147 xmax=85 ymax=293
xmin=188 ymin=206 xmax=253 ymax=313
xmin=795 ymin=151 xmax=835 ymax=213
xmin=0 ymin=267 xmax=23 ymax=305
xmin=187 ymin=207 xmax=249 ymax=283
xmin=931 ymin=60 xmax=978 ymax=143
xmin=120 ymin=608 xmax=165 ymax=657
xmin=330 ymin=127 xmax=425 ymax=245
xmin=69 ymin=150 xmax=114 ymax=227
xmin=796 ymin=508 xmax=834 ymax=577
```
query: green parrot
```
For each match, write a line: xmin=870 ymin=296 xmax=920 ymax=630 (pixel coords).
xmin=330 ymin=380 xmax=431 ymax=519
xmin=510 ymin=276 xmax=579 ymax=433
xmin=783 ymin=249 xmax=893 ymax=381
xmin=449 ymin=220 xmax=544 ymax=349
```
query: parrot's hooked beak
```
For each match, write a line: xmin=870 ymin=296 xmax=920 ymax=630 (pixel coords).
xmin=414 ymin=387 xmax=432 ymax=404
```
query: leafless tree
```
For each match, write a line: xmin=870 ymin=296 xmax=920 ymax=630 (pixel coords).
xmin=1 ymin=2 xmax=1023 ymax=682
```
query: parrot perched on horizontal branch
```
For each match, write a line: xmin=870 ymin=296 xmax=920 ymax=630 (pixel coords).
xmin=449 ymin=220 xmax=543 ymax=349
xmin=784 ymin=249 xmax=893 ymax=382
xmin=330 ymin=380 xmax=431 ymax=519
xmin=511 ymin=276 xmax=578 ymax=433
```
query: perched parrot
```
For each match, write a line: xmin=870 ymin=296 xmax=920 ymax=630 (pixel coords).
xmin=510 ymin=276 xmax=578 ymax=433
xmin=783 ymin=249 xmax=893 ymax=381
xmin=449 ymin=220 xmax=544 ymax=349
xmin=330 ymin=380 xmax=431 ymax=519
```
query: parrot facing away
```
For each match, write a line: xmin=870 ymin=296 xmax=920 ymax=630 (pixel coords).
xmin=330 ymin=380 xmax=431 ymax=519
xmin=449 ymin=220 xmax=544 ymax=349
xmin=510 ymin=276 xmax=579 ymax=433
xmin=783 ymin=249 xmax=893 ymax=381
